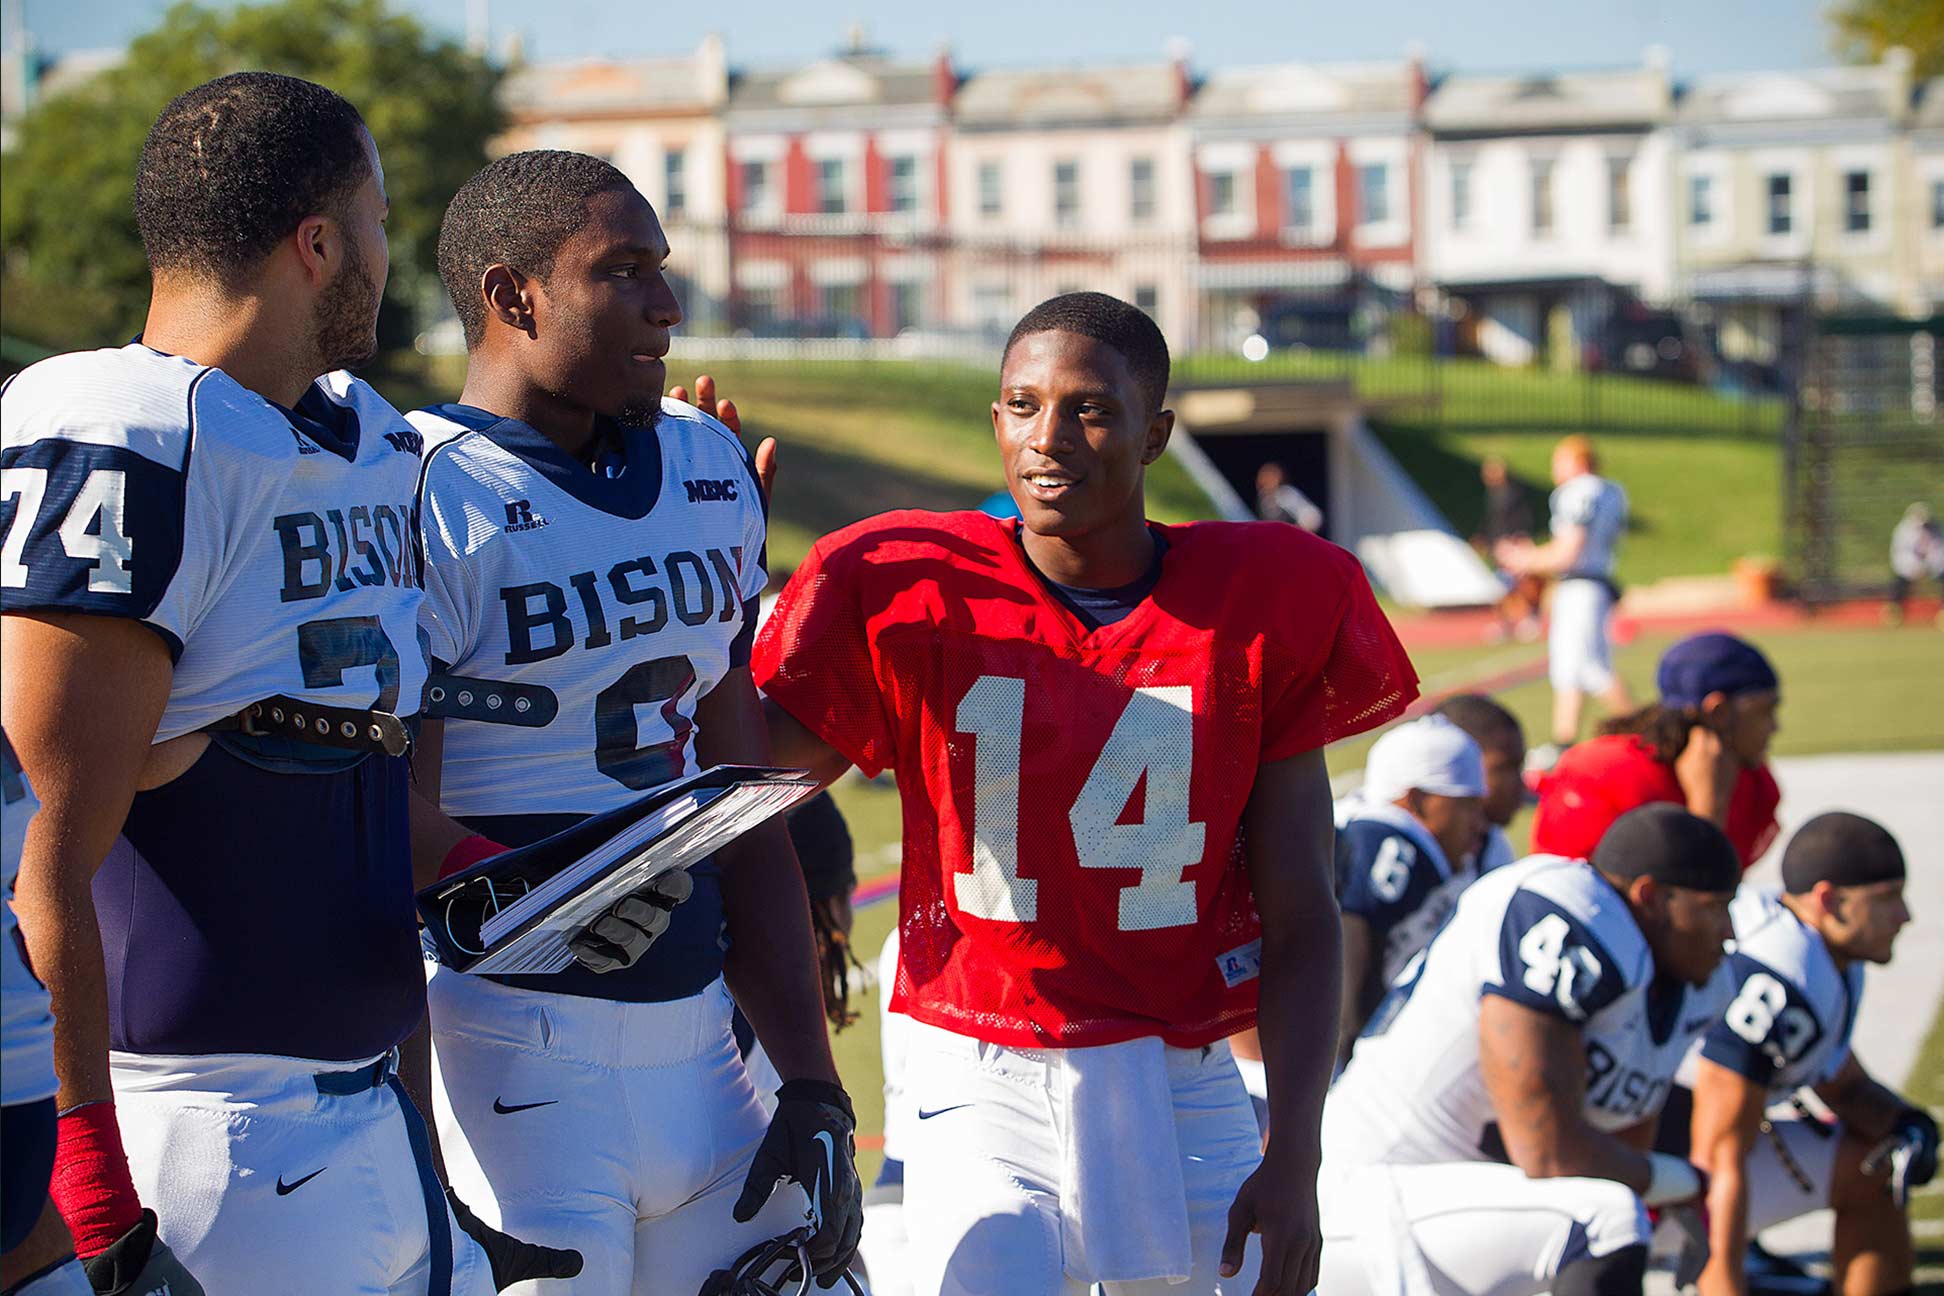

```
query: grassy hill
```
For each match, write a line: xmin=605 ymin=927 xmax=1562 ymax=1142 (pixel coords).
xmin=373 ymin=350 xmax=1788 ymax=584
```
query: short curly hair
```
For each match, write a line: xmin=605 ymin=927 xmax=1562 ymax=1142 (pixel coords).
xmin=135 ymin=72 xmax=371 ymax=281
xmin=1003 ymin=291 xmax=1171 ymax=413
xmin=437 ymin=150 xmax=638 ymax=348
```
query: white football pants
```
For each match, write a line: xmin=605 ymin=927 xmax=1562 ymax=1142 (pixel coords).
xmin=427 ymin=969 xmax=810 ymax=1296
xmin=1316 ymin=1159 xmax=1650 ymax=1296
xmin=901 ymin=1026 xmax=1262 ymax=1296
xmin=111 ymin=1050 xmax=498 ymax=1296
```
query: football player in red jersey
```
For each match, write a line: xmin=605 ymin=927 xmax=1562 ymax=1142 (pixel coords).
xmin=753 ymin=293 xmax=1419 ymax=1296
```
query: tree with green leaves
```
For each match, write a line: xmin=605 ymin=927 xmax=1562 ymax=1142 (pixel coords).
xmin=0 ymin=0 xmax=501 ymax=354
xmin=1829 ymin=0 xmax=1944 ymax=80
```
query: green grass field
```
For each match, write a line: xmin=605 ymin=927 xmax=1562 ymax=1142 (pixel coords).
xmin=825 ymin=621 xmax=1944 ymax=1183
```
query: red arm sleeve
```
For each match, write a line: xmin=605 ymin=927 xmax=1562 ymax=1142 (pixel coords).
xmin=1261 ymin=550 xmax=1418 ymax=762
xmin=751 ymin=534 xmax=899 ymax=778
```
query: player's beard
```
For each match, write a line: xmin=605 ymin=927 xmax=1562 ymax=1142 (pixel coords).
xmin=614 ymin=396 xmax=663 ymax=432
xmin=313 ymin=234 xmax=382 ymax=373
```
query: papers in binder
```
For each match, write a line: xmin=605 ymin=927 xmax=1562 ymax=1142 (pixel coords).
xmin=418 ymin=765 xmax=819 ymax=976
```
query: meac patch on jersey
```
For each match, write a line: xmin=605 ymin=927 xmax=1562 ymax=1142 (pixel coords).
xmin=1324 ymin=854 xmax=1735 ymax=1169
xmin=2 ymin=346 xmax=428 ymax=740
xmin=1333 ymin=798 xmax=1473 ymax=986
xmin=1688 ymin=885 xmax=1862 ymax=1094
xmin=409 ymin=397 xmax=765 ymax=819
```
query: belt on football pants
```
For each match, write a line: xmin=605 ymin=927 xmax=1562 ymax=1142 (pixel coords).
xmin=202 ymin=696 xmax=410 ymax=758
xmin=312 ymin=1052 xmax=454 ymax=1296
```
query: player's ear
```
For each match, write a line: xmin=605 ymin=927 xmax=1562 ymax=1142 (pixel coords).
xmin=1141 ymin=407 xmax=1174 ymax=465
xmin=291 ymin=213 xmax=336 ymax=287
xmin=481 ymin=264 xmax=536 ymax=338
xmin=1625 ymin=873 xmax=1660 ymax=912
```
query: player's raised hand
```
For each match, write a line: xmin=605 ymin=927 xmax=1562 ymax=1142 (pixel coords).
xmin=669 ymin=373 xmax=741 ymax=435
xmin=447 ymin=1189 xmax=583 ymax=1288
xmin=755 ymin=435 xmax=777 ymax=504
xmin=1220 ymin=1150 xmax=1323 ymax=1295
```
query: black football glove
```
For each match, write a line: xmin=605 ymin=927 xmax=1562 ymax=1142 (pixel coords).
xmin=732 ymin=1079 xmax=863 ymax=1285
xmin=1864 ymin=1107 xmax=1939 ymax=1208
xmin=447 ymin=1189 xmax=583 ymax=1289
xmin=567 ymin=868 xmax=693 ymax=973
xmin=82 ymin=1209 xmax=205 ymax=1296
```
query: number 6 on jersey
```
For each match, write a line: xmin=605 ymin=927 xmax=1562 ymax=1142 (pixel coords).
xmin=954 ymin=674 xmax=1203 ymax=933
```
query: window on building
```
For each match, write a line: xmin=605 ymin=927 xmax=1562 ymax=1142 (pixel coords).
xmin=889 ymin=156 xmax=918 ymax=214
xmin=741 ymin=286 xmax=779 ymax=328
xmin=1449 ymin=161 xmax=1471 ymax=231
xmin=1285 ymin=166 xmax=1315 ymax=233
xmin=1130 ymin=157 xmax=1156 ymax=225
xmin=821 ymin=282 xmax=860 ymax=322
xmin=1358 ymin=163 xmax=1391 ymax=226
xmin=891 ymin=281 xmax=923 ymax=333
xmin=1766 ymin=173 xmax=1793 ymax=236
xmin=741 ymin=160 xmax=773 ymax=216
xmin=1689 ymin=173 xmax=1714 ymax=228
xmin=1133 ymin=284 xmax=1159 ymax=316
xmin=1207 ymin=170 xmax=1238 ymax=220
xmin=1607 ymin=156 xmax=1631 ymax=232
xmin=817 ymin=158 xmax=847 ymax=215
xmin=978 ymin=160 xmax=1003 ymax=220
xmin=1054 ymin=160 xmax=1081 ymax=227
xmin=1844 ymin=170 xmax=1871 ymax=234
xmin=1933 ymin=178 xmax=1944 ymax=231
xmin=1530 ymin=159 xmax=1554 ymax=236
xmin=663 ymin=150 xmax=687 ymax=218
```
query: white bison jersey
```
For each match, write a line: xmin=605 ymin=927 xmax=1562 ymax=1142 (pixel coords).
xmin=409 ymin=398 xmax=766 ymax=818
xmin=1324 ymin=854 xmax=1734 ymax=1168
xmin=1683 ymin=885 xmax=1862 ymax=1096
xmin=1549 ymin=473 xmax=1628 ymax=580
xmin=2 ymin=345 xmax=429 ymax=740
xmin=1 ymin=732 xmax=57 ymax=1107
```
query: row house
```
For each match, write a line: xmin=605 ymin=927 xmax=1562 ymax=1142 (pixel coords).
xmin=949 ymin=61 xmax=1195 ymax=344
xmin=721 ymin=50 xmax=954 ymax=337
xmin=1916 ymin=80 xmax=1944 ymax=309
xmin=1420 ymin=57 xmax=1676 ymax=368
xmin=497 ymin=38 xmax=733 ymax=324
xmin=1676 ymin=51 xmax=1920 ymax=373
xmin=1188 ymin=60 xmax=1424 ymax=352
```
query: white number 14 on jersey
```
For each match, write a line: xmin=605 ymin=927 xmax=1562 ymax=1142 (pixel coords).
xmin=955 ymin=674 xmax=1205 ymax=933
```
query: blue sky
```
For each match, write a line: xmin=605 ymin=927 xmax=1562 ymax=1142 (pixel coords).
xmin=7 ymin=0 xmax=1834 ymax=77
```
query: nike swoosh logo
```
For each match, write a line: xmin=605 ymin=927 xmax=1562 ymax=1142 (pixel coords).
xmin=916 ymin=1104 xmax=971 ymax=1120
xmin=493 ymin=1098 xmax=558 ymax=1115
xmin=811 ymin=1128 xmax=837 ymax=1227
xmin=276 ymin=1168 xmax=326 ymax=1195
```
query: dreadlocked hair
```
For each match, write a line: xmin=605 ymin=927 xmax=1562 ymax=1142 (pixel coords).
xmin=1599 ymin=703 xmax=1702 ymax=765
xmin=810 ymin=897 xmax=865 ymax=1032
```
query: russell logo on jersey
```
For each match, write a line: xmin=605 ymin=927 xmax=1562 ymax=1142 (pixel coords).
xmin=504 ymin=500 xmax=552 ymax=534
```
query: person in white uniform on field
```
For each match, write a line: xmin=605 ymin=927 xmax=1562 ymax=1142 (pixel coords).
xmin=1318 ymin=804 xmax=1740 ymax=1296
xmin=1497 ymin=435 xmax=1632 ymax=763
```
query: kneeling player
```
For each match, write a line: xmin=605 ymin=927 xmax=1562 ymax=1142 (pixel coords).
xmin=756 ymin=292 xmax=1419 ymax=1295
xmin=1319 ymin=804 xmax=1739 ymax=1296
xmin=1676 ymin=812 xmax=1934 ymax=1296
xmin=1331 ymin=714 xmax=1488 ymax=1066
xmin=408 ymin=150 xmax=859 ymax=1293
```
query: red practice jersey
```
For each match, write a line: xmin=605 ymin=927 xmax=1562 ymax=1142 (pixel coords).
xmin=1530 ymin=734 xmax=1782 ymax=870
xmin=754 ymin=510 xmax=1417 ymax=1049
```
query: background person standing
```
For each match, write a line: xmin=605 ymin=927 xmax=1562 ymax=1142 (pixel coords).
xmin=1496 ymin=435 xmax=1631 ymax=765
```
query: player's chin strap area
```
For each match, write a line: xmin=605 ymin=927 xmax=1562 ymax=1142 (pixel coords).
xmin=202 ymin=696 xmax=411 ymax=757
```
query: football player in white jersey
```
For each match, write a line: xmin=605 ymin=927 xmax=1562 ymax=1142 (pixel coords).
xmin=1675 ymin=812 xmax=1933 ymax=1296
xmin=1497 ymin=435 xmax=1632 ymax=758
xmin=1330 ymin=714 xmax=1488 ymax=1067
xmin=1 ymin=74 xmax=576 ymax=1296
xmin=1431 ymin=693 xmax=1529 ymax=874
xmin=1318 ymin=804 xmax=1741 ymax=1296
xmin=404 ymin=150 xmax=860 ymax=1294
xmin=1 ymin=739 xmax=96 ymax=1296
